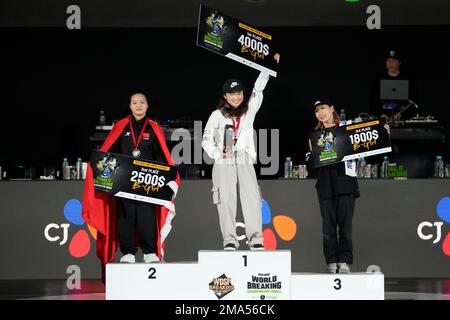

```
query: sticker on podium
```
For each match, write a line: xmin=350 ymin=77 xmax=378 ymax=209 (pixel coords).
xmin=291 ymin=272 xmax=384 ymax=300
xmin=106 ymin=263 xmax=204 ymax=300
xmin=197 ymin=250 xmax=291 ymax=300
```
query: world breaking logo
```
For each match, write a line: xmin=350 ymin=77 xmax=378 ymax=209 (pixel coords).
xmin=247 ymin=273 xmax=282 ymax=300
xmin=206 ymin=10 xmax=225 ymax=35
xmin=204 ymin=10 xmax=226 ymax=49
xmin=94 ymin=153 xmax=119 ymax=190
xmin=317 ymin=130 xmax=337 ymax=161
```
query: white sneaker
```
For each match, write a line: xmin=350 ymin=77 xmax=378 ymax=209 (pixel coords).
xmin=327 ymin=263 xmax=338 ymax=273
xmin=120 ymin=253 xmax=136 ymax=263
xmin=338 ymin=262 xmax=350 ymax=273
xmin=143 ymin=253 xmax=160 ymax=263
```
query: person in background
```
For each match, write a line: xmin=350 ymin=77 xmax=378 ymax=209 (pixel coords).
xmin=370 ymin=49 xmax=418 ymax=122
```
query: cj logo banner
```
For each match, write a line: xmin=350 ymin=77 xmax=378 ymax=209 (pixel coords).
xmin=44 ymin=199 xmax=96 ymax=258
xmin=44 ymin=223 xmax=70 ymax=245
xmin=417 ymin=197 xmax=450 ymax=256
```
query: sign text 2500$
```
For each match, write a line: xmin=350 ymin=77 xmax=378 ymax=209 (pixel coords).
xmin=90 ymin=150 xmax=178 ymax=206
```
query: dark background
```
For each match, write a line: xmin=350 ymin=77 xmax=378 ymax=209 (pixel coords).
xmin=0 ymin=1 xmax=449 ymax=177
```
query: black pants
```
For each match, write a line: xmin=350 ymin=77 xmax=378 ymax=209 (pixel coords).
xmin=318 ymin=194 xmax=355 ymax=264
xmin=117 ymin=198 xmax=157 ymax=255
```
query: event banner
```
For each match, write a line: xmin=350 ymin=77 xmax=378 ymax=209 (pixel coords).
xmin=90 ymin=150 xmax=178 ymax=206
xmin=310 ymin=120 xmax=392 ymax=167
xmin=196 ymin=4 xmax=278 ymax=77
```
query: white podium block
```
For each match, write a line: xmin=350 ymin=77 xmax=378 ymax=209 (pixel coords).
xmin=106 ymin=262 xmax=204 ymax=300
xmin=197 ymin=250 xmax=291 ymax=300
xmin=291 ymin=272 xmax=384 ymax=300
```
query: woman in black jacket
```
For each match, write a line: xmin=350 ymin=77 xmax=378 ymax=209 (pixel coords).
xmin=309 ymin=98 xmax=389 ymax=274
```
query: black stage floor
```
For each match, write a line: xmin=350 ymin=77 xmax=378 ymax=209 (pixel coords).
xmin=0 ymin=278 xmax=449 ymax=300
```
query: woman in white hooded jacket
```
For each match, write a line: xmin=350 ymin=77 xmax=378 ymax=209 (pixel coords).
xmin=202 ymin=68 xmax=274 ymax=251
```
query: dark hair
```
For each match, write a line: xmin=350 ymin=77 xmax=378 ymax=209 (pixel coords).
xmin=130 ymin=92 xmax=148 ymax=101
xmin=314 ymin=105 xmax=340 ymax=130
xmin=216 ymin=96 xmax=249 ymax=118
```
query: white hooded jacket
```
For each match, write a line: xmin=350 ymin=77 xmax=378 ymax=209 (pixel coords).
xmin=202 ymin=71 xmax=270 ymax=162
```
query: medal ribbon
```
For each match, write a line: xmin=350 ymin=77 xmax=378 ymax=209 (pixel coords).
xmin=128 ymin=115 xmax=149 ymax=150
xmin=231 ymin=116 xmax=241 ymax=139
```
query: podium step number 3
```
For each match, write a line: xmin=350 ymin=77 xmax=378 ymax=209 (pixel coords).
xmin=291 ymin=272 xmax=384 ymax=300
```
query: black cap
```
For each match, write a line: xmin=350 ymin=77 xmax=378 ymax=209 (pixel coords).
xmin=386 ymin=49 xmax=400 ymax=60
xmin=223 ymin=78 xmax=244 ymax=94
xmin=313 ymin=98 xmax=333 ymax=109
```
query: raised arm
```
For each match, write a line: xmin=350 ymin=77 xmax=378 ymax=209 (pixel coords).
xmin=248 ymin=71 xmax=270 ymax=114
xmin=248 ymin=53 xmax=280 ymax=113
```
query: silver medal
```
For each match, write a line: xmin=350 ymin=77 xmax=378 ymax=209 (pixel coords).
xmin=132 ymin=148 xmax=141 ymax=158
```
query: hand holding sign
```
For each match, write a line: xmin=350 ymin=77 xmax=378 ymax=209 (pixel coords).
xmin=274 ymin=53 xmax=280 ymax=64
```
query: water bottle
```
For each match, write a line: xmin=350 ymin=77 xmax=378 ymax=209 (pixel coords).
xmin=62 ymin=158 xmax=69 ymax=180
xmin=434 ymin=156 xmax=444 ymax=178
xmin=440 ymin=158 xmax=445 ymax=178
xmin=381 ymin=156 xmax=389 ymax=178
xmin=284 ymin=157 xmax=293 ymax=178
xmin=340 ymin=109 xmax=346 ymax=121
xmin=76 ymin=158 xmax=82 ymax=180
xmin=434 ymin=156 xmax=439 ymax=177
xmin=99 ymin=110 xmax=106 ymax=126
xmin=357 ymin=157 xmax=366 ymax=178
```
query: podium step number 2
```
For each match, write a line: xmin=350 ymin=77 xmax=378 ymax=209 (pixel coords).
xmin=106 ymin=262 xmax=203 ymax=300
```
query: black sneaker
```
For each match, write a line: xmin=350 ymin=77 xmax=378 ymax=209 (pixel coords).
xmin=250 ymin=244 xmax=264 ymax=251
xmin=224 ymin=243 xmax=237 ymax=251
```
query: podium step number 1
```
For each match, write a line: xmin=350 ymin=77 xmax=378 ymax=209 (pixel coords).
xmin=198 ymin=250 xmax=291 ymax=300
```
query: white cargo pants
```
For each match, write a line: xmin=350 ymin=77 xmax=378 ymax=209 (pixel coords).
xmin=211 ymin=151 xmax=264 ymax=248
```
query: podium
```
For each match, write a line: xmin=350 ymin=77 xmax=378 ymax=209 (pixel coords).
xmin=291 ymin=272 xmax=384 ymax=300
xmin=106 ymin=251 xmax=384 ymax=300
xmin=198 ymin=250 xmax=291 ymax=300
xmin=106 ymin=262 xmax=202 ymax=300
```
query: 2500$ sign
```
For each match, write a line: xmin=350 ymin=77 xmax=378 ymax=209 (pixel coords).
xmin=90 ymin=150 xmax=178 ymax=206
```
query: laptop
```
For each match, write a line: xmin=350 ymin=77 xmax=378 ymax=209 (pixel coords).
xmin=380 ymin=79 xmax=409 ymax=101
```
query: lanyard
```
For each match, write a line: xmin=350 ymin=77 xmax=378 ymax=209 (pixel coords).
xmin=231 ymin=116 xmax=241 ymax=139
xmin=128 ymin=115 xmax=149 ymax=149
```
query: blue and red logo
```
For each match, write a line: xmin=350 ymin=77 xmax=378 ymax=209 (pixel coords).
xmin=417 ymin=197 xmax=450 ymax=256
xmin=44 ymin=199 xmax=96 ymax=258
